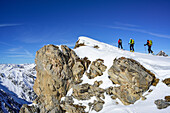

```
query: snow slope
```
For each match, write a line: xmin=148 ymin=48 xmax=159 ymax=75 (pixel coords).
xmin=72 ymin=36 xmax=170 ymax=113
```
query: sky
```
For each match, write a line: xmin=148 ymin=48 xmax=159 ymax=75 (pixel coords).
xmin=0 ymin=0 xmax=170 ymax=64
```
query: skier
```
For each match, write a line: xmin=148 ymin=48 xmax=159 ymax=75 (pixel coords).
xmin=129 ymin=38 xmax=134 ymax=52
xmin=144 ymin=40 xmax=154 ymax=54
xmin=118 ymin=39 xmax=123 ymax=49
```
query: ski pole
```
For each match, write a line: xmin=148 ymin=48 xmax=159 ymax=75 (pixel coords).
xmin=144 ymin=46 xmax=146 ymax=53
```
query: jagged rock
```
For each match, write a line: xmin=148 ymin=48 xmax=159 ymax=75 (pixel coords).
xmin=108 ymin=57 xmax=157 ymax=105
xmin=156 ymin=51 xmax=168 ymax=57
xmin=86 ymin=59 xmax=107 ymax=79
xmin=74 ymin=39 xmax=86 ymax=49
xmin=162 ymin=78 xmax=170 ymax=86
xmin=154 ymin=99 xmax=170 ymax=109
xmin=21 ymin=45 xmax=90 ymax=113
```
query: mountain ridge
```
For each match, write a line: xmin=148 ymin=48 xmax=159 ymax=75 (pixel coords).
xmin=20 ymin=36 xmax=170 ymax=113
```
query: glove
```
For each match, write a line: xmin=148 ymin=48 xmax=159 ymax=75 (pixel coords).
xmin=144 ymin=44 xmax=146 ymax=46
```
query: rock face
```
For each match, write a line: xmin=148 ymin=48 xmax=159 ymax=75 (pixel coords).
xmin=86 ymin=59 xmax=107 ymax=79
xmin=156 ymin=51 xmax=168 ymax=57
xmin=20 ymin=45 xmax=90 ymax=113
xmin=108 ymin=57 xmax=157 ymax=105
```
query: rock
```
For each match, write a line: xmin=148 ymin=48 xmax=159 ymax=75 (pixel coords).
xmin=21 ymin=45 xmax=90 ymax=112
xmin=152 ymin=78 xmax=159 ymax=86
xmin=111 ymin=95 xmax=117 ymax=100
xmin=72 ymin=82 xmax=105 ymax=101
xmin=93 ymin=102 xmax=104 ymax=112
xmin=156 ymin=51 xmax=168 ymax=57
xmin=20 ymin=104 xmax=40 ymax=113
xmin=148 ymin=89 xmax=153 ymax=93
xmin=71 ymin=81 xmax=105 ymax=112
xmin=60 ymin=96 xmax=87 ymax=113
xmin=108 ymin=57 xmax=157 ymax=105
xmin=93 ymin=80 xmax=103 ymax=87
xmin=72 ymin=57 xmax=91 ymax=84
xmin=74 ymin=39 xmax=86 ymax=49
xmin=165 ymin=96 xmax=170 ymax=102
xmin=141 ymin=96 xmax=147 ymax=100
xmin=93 ymin=45 xmax=99 ymax=49
xmin=162 ymin=78 xmax=170 ymax=86
xmin=86 ymin=59 xmax=107 ymax=79
xmin=61 ymin=103 xmax=87 ymax=113
xmin=154 ymin=99 xmax=170 ymax=109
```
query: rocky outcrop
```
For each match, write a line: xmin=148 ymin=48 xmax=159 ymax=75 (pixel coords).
xmin=156 ymin=51 xmax=168 ymax=57
xmin=20 ymin=44 xmax=160 ymax=112
xmin=20 ymin=45 xmax=90 ymax=113
xmin=86 ymin=59 xmax=107 ymax=79
xmin=107 ymin=57 xmax=157 ymax=105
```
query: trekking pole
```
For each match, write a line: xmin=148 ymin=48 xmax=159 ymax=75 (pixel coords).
xmin=144 ymin=46 xmax=146 ymax=53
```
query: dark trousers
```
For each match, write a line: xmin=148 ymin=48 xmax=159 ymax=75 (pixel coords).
xmin=148 ymin=46 xmax=153 ymax=53
xmin=130 ymin=44 xmax=134 ymax=51
xmin=118 ymin=43 xmax=123 ymax=49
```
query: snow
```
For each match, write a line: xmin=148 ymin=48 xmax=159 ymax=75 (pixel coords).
xmin=0 ymin=36 xmax=170 ymax=113
xmin=72 ymin=36 xmax=170 ymax=113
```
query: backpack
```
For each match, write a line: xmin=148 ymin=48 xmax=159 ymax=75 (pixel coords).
xmin=149 ymin=40 xmax=152 ymax=46
xmin=131 ymin=39 xmax=134 ymax=44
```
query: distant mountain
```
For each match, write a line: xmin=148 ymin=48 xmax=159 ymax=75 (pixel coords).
xmin=0 ymin=64 xmax=37 ymax=112
xmin=156 ymin=50 xmax=168 ymax=57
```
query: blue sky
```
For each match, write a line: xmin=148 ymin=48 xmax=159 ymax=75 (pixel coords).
xmin=0 ymin=0 xmax=170 ymax=64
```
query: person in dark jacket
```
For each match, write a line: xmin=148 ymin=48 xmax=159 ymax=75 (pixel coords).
xmin=118 ymin=39 xmax=123 ymax=49
xmin=144 ymin=40 xmax=154 ymax=54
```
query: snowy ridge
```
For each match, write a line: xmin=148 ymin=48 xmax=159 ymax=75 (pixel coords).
xmin=71 ymin=36 xmax=170 ymax=113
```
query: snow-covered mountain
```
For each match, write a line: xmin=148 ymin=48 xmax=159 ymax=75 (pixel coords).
xmin=1 ymin=36 xmax=170 ymax=113
xmin=0 ymin=64 xmax=37 ymax=112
